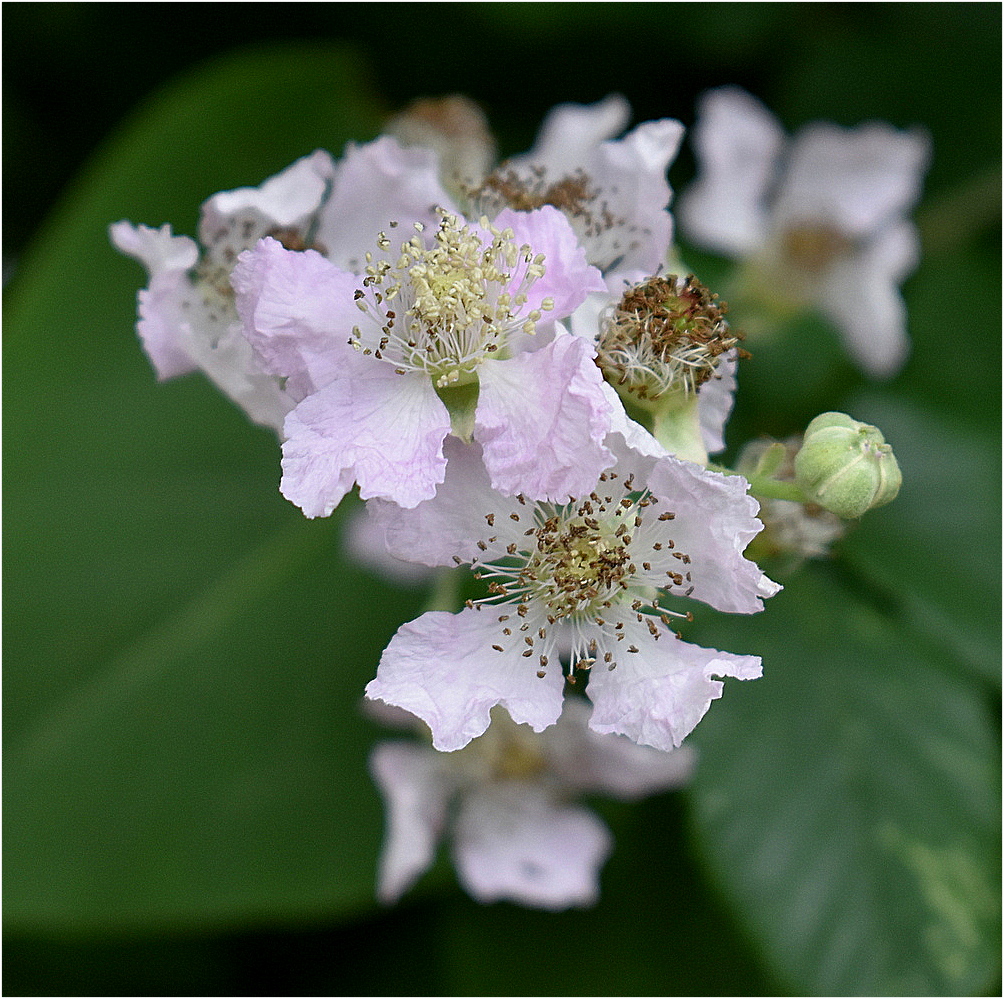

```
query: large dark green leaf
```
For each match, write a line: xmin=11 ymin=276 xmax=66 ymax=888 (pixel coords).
xmin=3 ymin=44 xmax=426 ymax=934
xmin=687 ymin=567 xmax=1000 ymax=995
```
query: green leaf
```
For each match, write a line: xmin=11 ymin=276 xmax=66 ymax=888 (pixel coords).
xmin=839 ymin=392 xmax=1000 ymax=687
xmin=687 ymin=567 xmax=1000 ymax=995
xmin=3 ymin=44 xmax=424 ymax=934
xmin=437 ymin=797 xmax=779 ymax=995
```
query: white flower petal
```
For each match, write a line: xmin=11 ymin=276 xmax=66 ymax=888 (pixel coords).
xmin=453 ymin=783 xmax=611 ymax=910
xmin=645 ymin=455 xmax=779 ymax=613
xmin=679 ymin=86 xmax=784 ymax=256
xmin=588 ymin=117 xmax=684 ymax=277
xmin=367 ymin=608 xmax=565 ymax=752
xmin=697 ymin=347 xmax=738 ymax=455
xmin=777 ymin=122 xmax=931 ymax=239
xmin=587 ymin=621 xmax=762 ymax=751
xmin=109 ymin=222 xmax=200 ymax=380
xmin=515 ymin=95 xmax=632 ymax=179
xmin=816 ymin=221 xmax=919 ymax=377
xmin=371 ymin=437 xmax=522 ymax=567
xmin=199 ymin=150 xmax=335 ymax=238
xmin=492 ymin=205 xmax=607 ymax=321
xmin=370 ymin=742 xmax=452 ymax=903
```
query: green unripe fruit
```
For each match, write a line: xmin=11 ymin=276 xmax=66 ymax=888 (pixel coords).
xmin=793 ymin=412 xmax=902 ymax=519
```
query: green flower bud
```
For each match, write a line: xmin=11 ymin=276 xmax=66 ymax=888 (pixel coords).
xmin=793 ymin=412 xmax=902 ymax=519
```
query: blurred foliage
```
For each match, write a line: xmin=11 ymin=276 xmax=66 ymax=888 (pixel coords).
xmin=4 ymin=3 xmax=1000 ymax=996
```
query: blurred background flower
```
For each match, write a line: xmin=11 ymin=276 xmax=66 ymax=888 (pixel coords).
xmin=5 ymin=4 xmax=999 ymax=995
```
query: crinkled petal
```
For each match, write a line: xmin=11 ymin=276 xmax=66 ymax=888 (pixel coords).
xmin=697 ymin=348 xmax=738 ymax=455
xmin=232 ymin=238 xmax=361 ymax=401
xmin=515 ymin=94 xmax=631 ymax=179
xmin=199 ymin=150 xmax=335 ymax=239
xmin=317 ymin=136 xmax=456 ymax=272
xmin=453 ymin=783 xmax=611 ymax=910
xmin=588 ymin=118 xmax=684 ymax=278
xmin=587 ymin=621 xmax=762 ymax=751
xmin=366 ymin=608 xmax=565 ymax=752
xmin=776 ymin=122 xmax=931 ymax=239
xmin=110 ymin=222 xmax=200 ymax=379
xmin=816 ymin=221 xmax=919 ymax=378
xmin=598 ymin=382 xmax=668 ymax=459
xmin=476 ymin=334 xmax=614 ymax=501
xmin=678 ymin=86 xmax=784 ymax=256
xmin=645 ymin=454 xmax=780 ymax=613
xmin=281 ymin=368 xmax=449 ymax=516
xmin=492 ymin=206 xmax=607 ymax=321
xmin=543 ymin=698 xmax=696 ymax=799
xmin=370 ymin=437 xmax=523 ymax=567
xmin=370 ymin=742 xmax=452 ymax=903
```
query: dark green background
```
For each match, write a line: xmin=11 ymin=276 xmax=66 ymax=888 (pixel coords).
xmin=5 ymin=4 xmax=1000 ymax=995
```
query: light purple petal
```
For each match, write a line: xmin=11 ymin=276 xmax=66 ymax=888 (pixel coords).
xmin=370 ymin=742 xmax=452 ymax=903
xmin=645 ymin=455 xmax=780 ymax=613
xmin=515 ymin=95 xmax=631 ymax=179
xmin=776 ymin=122 xmax=931 ymax=239
xmin=281 ymin=368 xmax=449 ymax=516
xmin=199 ymin=150 xmax=335 ymax=238
xmin=317 ymin=136 xmax=456 ymax=272
xmin=493 ymin=206 xmax=607 ymax=321
xmin=679 ymin=86 xmax=785 ymax=256
xmin=370 ymin=437 xmax=524 ymax=567
xmin=453 ymin=783 xmax=611 ymax=909
xmin=366 ymin=607 xmax=565 ymax=752
xmin=232 ymin=238 xmax=361 ymax=401
xmin=587 ymin=622 xmax=762 ymax=751
xmin=476 ymin=334 xmax=614 ymax=501
xmin=816 ymin=222 xmax=919 ymax=378
xmin=543 ymin=698 xmax=696 ymax=799
xmin=110 ymin=222 xmax=200 ymax=379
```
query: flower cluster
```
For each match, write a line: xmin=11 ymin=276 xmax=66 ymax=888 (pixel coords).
xmin=113 ymin=89 xmax=911 ymax=909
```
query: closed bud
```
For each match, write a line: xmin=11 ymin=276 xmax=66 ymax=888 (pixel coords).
xmin=793 ymin=412 xmax=901 ymax=518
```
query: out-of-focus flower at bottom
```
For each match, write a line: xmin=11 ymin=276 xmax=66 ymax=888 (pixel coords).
xmin=369 ymin=699 xmax=695 ymax=910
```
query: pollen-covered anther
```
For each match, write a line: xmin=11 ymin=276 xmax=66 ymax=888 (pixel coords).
xmin=596 ymin=274 xmax=743 ymax=403
xmin=348 ymin=208 xmax=548 ymax=386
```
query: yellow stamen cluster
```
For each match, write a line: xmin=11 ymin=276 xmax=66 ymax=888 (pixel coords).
xmin=351 ymin=210 xmax=552 ymax=389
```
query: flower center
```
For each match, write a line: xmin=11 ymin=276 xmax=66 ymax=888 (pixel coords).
xmin=468 ymin=471 xmax=694 ymax=679
xmin=351 ymin=211 xmax=551 ymax=389
xmin=780 ymin=223 xmax=853 ymax=273
xmin=596 ymin=274 xmax=742 ymax=407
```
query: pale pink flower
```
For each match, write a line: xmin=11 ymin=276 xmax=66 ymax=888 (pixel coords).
xmin=371 ymin=700 xmax=694 ymax=909
xmin=679 ymin=86 xmax=930 ymax=377
xmin=366 ymin=437 xmax=778 ymax=753
xmin=110 ymin=150 xmax=335 ymax=429
xmin=233 ymin=206 xmax=612 ymax=515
